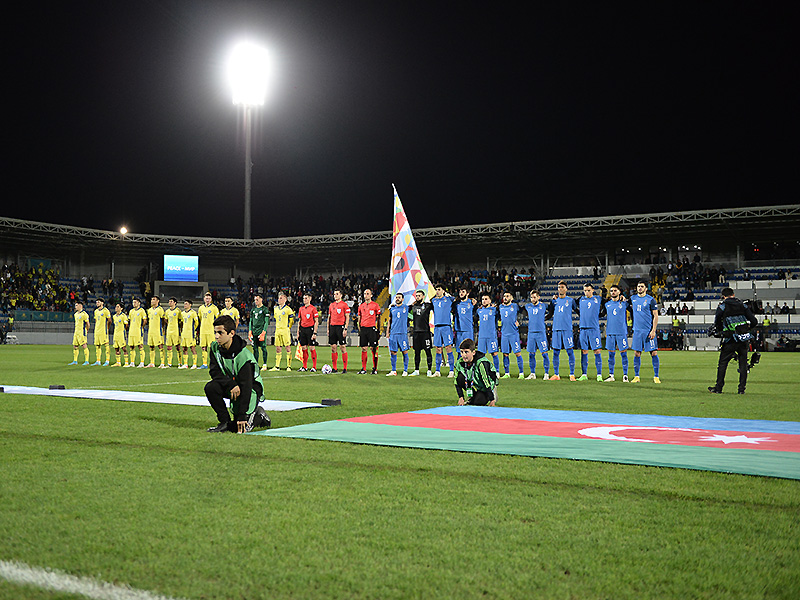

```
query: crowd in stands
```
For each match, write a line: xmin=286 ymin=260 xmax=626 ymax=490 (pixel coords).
xmin=0 ymin=263 xmax=72 ymax=312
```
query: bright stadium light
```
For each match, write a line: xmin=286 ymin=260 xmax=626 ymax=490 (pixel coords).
xmin=119 ymin=226 xmax=128 ymax=236
xmin=227 ymin=41 xmax=270 ymax=240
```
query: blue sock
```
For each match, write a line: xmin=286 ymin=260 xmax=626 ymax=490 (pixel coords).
xmin=553 ymin=350 xmax=560 ymax=375
xmin=503 ymin=355 xmax=510 ymax=373
xmin=542 ymin=352 xmax=550 ymax=372
xmin=581 ymin=353 xmax=588 ymax=375
xmin=436 ymin=353 xmax=442 ymax=372
xmin=493 ymin=354 xmax=499 ymax=371
xmin=567 ymin=349 xmax=575 ymax=375
xmin=391 ymin=354 xmax=397 ymax=370
xmin=652 ymin=354 xmax=660 ymax=377
xmin=621 ymin=352 xmax=628 ymax=375
xmin=595 ymin=354 xmax=602 ymax=376
xmin=608 ymin=351 xmax=616 ymax=375
xmin=516 ymin=355 xmax=523 ymax=374
xmin=447 ymin=352 xmax=454 ymax=370
xmin=529 ymin=353 xmax=536 ymax=374
xmin=403 ymin=353 xmax=409 ymax=371
xmin=634 ymin=355 xmax=641 ymax=376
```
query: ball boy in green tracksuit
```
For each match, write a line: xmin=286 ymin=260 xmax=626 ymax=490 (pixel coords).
xmin=454 ymin=338 xmax=498 ymax=406
xmin=206 ymin=315 xmax=270 ymax=433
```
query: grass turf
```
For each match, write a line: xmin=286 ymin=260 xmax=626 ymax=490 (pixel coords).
xmin=1 ymin=344 xmax=799 ymax=599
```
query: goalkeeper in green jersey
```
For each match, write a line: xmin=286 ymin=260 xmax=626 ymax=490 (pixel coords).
xmin=248 ymin=293 xmax=269 ymax=371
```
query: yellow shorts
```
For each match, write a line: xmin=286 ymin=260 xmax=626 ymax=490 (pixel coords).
xmin=274 ymin=329 xmax=292 ymax=347
xmin=165 ymin=332 xmax=181 ymax=346
xmin=94 ymin=334 xmax=109 ymax=346
xmin=147 ymin=330 xmax=163 ymax=346
xmin=113 ymin=336 xmax=127 ymax=349
xmin=200 ymin=332 xmax=214 ymax=348
xmin=73 ymin=333 xmax=87 ymax=346
xmin=180 ymin=336 xmax=196 ymax=348
xmin=128 ymin=331 xmax=143 ymax=346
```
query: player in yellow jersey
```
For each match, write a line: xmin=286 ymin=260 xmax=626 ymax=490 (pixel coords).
xmin=146 ymin=296 xmax=166 ymax=368
xmin=220 ymin=296 xmax=240 ymax=328
xmin=163 ymin=297 xmax=183 ymax=367
xmin=111 ymin=303 xmax=130 ymax=366
xmin=69 ymin=301 xmax=91 ymax=365
xmin=197 ymin=291 xmax=219 ymax=369
xmin=179 ymin=299 xmax=199 ymax=369
xmin=128 ymin=297 xmax=147 ymax=367
xmin=91 ymin=298 xmax=112 ymax=366
xmin=271 ymin=292 xmax=296 ymax=371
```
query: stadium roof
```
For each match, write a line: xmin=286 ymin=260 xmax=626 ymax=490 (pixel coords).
xmin=2 ymin=205 xmax=799 ymax=274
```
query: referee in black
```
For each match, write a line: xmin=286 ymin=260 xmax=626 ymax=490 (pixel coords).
xmin=708 ymin=287 xmax=758 ymax=395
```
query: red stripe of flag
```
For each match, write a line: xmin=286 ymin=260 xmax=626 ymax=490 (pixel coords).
xmin=343 ymin=413 xmax=800 ymax=452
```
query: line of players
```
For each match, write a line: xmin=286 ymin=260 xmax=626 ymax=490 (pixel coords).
xmin=68 ymin=280 xmax=660 ymax=383
xmin=69 ymin=293 xmax=244 ymax=369
xmin=382 ymin=280 xmax=661 ymax=383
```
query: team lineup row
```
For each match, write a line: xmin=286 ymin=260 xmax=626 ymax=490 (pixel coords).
xmin=67 ymin=282 xmax=661 ymax=383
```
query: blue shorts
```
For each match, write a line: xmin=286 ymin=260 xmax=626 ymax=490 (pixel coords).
xmin=388 ymin=333 xmax=409 ymax=353
xmin=454 ymin=330 xmax=474 ymax=351
xmin=579 ymin=328 xmax=602 ymax=351
xmin=632 ymin=330 xmax=658 ymax=352
xmin=527 ymin=332 xmax=549 ymax=354
xmin=477 ymin=337 xmax=498 ymax=354
xmin=605 ymin=334 xmax=629 ymax=351
xmin=433 ymin=325 xmax=453 ymax=348
xmin=501 ymin=334 xmax=521 ymax=354
xmin=551 ymin=330 xmax=574 ymax=350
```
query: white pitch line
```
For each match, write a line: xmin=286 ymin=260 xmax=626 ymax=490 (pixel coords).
xmin=79 ymin=373 xmax=322 ymax=390
xmin=0 ymin=560 xmax=186 ymax=600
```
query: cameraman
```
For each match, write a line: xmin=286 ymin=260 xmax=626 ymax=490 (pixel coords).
xmin=708 ymin=288 xmax=757 ymax=395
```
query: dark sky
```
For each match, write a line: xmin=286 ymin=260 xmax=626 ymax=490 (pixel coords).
xmin=5 ymin=1 xmax=798 ymax=239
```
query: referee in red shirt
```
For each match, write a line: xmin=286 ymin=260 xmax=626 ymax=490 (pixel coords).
xmin=356 ymin=288 xmax=381 ymax=374
xmin=327 ymin=289 xmax=350 ymax=373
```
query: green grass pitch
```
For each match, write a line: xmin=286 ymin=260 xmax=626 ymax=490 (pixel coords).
xmin=1 ymin=345 xmax=799 ymax=599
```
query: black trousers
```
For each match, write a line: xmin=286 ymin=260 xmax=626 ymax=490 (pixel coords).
xmin=205 ymin=380 xmax=237 ymax=431
xmin=715 ymin=341 xmax=749 ymax=393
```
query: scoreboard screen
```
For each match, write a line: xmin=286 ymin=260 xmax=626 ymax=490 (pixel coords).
xmin=163 ymin=255 xmax=199 ymax=282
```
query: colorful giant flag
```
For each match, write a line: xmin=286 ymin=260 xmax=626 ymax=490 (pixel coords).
xmin=389 ymin=184 xmax=434 ymax=304
xmin=255 ymin=406 xmax=800 ymax=480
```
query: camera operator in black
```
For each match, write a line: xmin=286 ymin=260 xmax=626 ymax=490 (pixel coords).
xmin=708 ymin=288 xmax=757 ymax=395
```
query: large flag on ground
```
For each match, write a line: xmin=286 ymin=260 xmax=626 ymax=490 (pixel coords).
xmin=389 ymin=184 xmax=434 ymax=304
xmin=253 ymin=406 xmax=800 ymax=480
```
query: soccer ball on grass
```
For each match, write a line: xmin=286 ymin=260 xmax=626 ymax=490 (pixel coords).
xmin=321 ymin=364 xmax=332 ymax=374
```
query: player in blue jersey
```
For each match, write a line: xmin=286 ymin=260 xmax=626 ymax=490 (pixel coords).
xmin=475 ymin=293 xmax=501 ymax=372
xmin=603 ymin=284 xmax=630 ymax=382
xmin=578 ymin=283 xmax=605 ymax=381
xmin=630 ymin=281 xmax=661 ymax=383
xmin=385 ymin=292 xmax=410 ymax=376
xmin=453 ymin=286 xmax=476 ymax=350
xmin=431 ymin=284 xmax=455 ymax=377
xmin=550 ymin=281 xmax=578 ymax=380
xmin=524 ymin=290 xmax=551 ymax=380
xmin=499 ymin=291 xmax=524 ymax=379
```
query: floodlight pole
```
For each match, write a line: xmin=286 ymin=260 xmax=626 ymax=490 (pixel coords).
xmin=243 ymin=104 xmax=253 ymax=240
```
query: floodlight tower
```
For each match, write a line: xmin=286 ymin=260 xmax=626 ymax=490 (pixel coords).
xmin=228 ymin=42 xmax=269 ymax=239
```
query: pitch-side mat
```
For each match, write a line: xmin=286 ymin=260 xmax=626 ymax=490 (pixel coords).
xmin=0 ymin=385 xmax=328 ymax=411
xmin=252 ymin=406 xmax=800 ymax=479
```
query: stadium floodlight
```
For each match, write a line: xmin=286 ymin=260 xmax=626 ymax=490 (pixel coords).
xmin=119 ymin=226 xmax=128 ymax=236
xmin=228 ymin=41 xmax=270 ymax=240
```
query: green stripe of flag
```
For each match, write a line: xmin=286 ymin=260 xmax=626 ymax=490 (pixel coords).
xmin=253 ymin=421 xmax=800 ymax=480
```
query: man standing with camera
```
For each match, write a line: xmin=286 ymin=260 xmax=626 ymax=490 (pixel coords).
xmin=708 ymin=287 xmax=758 ymax=395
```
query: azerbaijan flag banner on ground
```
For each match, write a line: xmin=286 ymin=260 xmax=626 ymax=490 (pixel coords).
xmin=254 ymin=406 xmax=800 ymax=480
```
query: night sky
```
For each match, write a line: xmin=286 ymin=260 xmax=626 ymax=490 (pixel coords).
xmin=5 ymin=1 xmax=797 ymax=239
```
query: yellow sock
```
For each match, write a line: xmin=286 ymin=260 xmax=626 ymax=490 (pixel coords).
xmin=275 ymin=354 xmax=281 ymax=368
xmin=167 ymin=349 xmax=173 ymax=367
xmin=73 ymin=348 xmax=79 ymax=361
xmin=105 ymin=344 xmax=111 ymax=362
xmin=84 ymin=348 xmax=90 ymax=362
xmin=160 ymin=348 xmax=166 ymax=365
xmin=202 ymin=349 xmax=208 ymax=366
